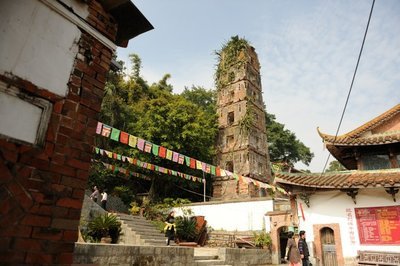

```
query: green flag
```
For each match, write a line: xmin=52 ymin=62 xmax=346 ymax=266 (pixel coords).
xmin=110 ymin=128 xmax=120 ymax=141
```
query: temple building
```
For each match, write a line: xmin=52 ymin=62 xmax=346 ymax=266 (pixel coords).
xmin=273 ymin=104 xmax=400 ymax=265
xmin=213 ymin=38 xmax=271 ymax=200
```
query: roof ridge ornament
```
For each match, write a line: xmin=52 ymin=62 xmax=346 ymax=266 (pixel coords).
xmin=341 ymin=188 xmax=358 ymax=204
xmin=385 ymin=187 xmax=399 ymax=202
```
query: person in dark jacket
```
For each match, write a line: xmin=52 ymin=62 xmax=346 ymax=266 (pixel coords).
xmin=164 ymin=211 xmax=175 ymax=245
xmin=298 ymin=230 xmax=310 ymax=266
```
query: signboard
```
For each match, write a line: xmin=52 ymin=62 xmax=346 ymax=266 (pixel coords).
xmin=355 ymin=206 xmax=400 ymax=245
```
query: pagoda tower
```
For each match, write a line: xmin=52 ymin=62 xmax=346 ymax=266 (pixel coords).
xmin=213 ymin=37 xmax=271 ymax=200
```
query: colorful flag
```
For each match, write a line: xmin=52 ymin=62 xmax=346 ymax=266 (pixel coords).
xmin=172 ymin=152 xmax=179 ymax=162
xmin=166 ymin=149 xmax=173 ymax=160
xmin=152 ymin=144 xmax=159 ymax=156
xmin=120 ymin=131 xmax=129 ymax=144
xmin=96 ymin=122 xmax=103 ymax=134
xmin=210 ymin=165 xmax=216 ymax=175
xmin=201 ymin=162 xmax=207 ymax=171
xmin=159 ymin=146 xmax=166 ymax=158
xmin=216 ymin=167 xmax=221 ymax=176
xmin=128 ymin=135 xmax=137 ymax=147
xmin=196 ymin=160 xmax=202 ymax=170
xmin=101 ymin=125 xmax=111 ymax=137
xmin=206 ymin=164 xmax=211 ymax=174
xmin=190 ymin=158 xmax=196 ymax=169
xmin=178 ymin=154 xmax=185 ymax=164
xmin=144 ymin=142 xmax=152 ymax=153
xmin=137 ymin=138 xmax=145 ymax=151
xmin=185 ymin=156 xmax=190 ymax=166
xmin=110 ymin=128 xmax=120 ymax=141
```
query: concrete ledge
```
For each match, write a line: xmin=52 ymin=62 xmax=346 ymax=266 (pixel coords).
xmin=73 ymin=243 xmax=272 ymax=266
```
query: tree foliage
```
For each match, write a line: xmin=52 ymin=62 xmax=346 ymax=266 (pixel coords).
xmin=92 ymin=54 xmax=217 ymax=203
xmin=91 ymin=52 xmax=314 ymax=205
xmin=325 ymin=160 xmax=346 ymax=172
xmin=266 ymin=113 xmax=314 ymax=166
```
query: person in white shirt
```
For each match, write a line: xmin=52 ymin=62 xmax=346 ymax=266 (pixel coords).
xmin=101 ymin=190 xmax=108 ymax=210
xmin=90 ymin=186 xmax=99 ymax=202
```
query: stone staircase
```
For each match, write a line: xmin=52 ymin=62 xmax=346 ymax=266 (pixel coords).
xmin=116 ymin=213 xmax=167 ymax=246
xmin=194 ymin=248 xmax=232 ymax=266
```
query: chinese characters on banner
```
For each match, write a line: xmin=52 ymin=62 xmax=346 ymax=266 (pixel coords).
xmin=355 ymin=206 xmax=400 ymax=245
xmin=346 ymin=208 xmax=356 ymax=245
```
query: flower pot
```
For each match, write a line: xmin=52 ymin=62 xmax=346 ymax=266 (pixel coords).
xmin=100 ymin=236 xmax=112 ymax=243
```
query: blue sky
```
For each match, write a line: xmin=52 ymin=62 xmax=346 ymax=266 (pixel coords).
xmin=117 ymin=0 xmax=400 ymax=172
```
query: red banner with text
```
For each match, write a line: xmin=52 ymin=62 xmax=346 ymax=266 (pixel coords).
xmin=355 ymin=206 xmax=400 ymax=245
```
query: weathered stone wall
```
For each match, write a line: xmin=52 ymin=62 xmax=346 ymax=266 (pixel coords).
xmin=73 ymin=243 xmax=195 ymax=266
xmin=73 ymin=243 xmax=272 ymax=266
xmin=221 ymin=248 xmax=272 ymax=266
xmin=0 ymin=1 xmax=116 ymax=264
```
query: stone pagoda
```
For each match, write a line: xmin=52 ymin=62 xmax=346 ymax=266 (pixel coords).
xmin=213 ymin=37 xmax=271 ymax=200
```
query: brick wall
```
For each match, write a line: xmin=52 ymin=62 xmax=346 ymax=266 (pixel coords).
xmin=0 ymin=1 xmax=116 ymax=264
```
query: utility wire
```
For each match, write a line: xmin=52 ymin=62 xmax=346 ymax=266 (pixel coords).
xmin=173 ymin=183 xmax=212 ymax=199
xmin=321 ymin=0 xmax=375 ymax=173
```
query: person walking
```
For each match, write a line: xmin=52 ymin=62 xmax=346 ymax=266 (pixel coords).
xmin=90 ymin=186 xmax=99 ymax=203
xmin=286 ymin=231 xmax=301 ymax=266
xmin=298 ymin=230 xmax=310 ymax=266
xmin=101 ymin=189 xmax=108 ymax=210
xmin=164 ymin=211 xmax=175 ymax=246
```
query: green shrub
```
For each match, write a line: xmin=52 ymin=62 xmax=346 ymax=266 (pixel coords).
xmin=254 ymin=231 xmax=272 ymax=248
xmin=87 ymin=213 xmax=121 ymax=243
xmin=141 ymin=198 xmax=192 ymax=221
xmin=175 ymin=216 xmax=198 ymax=242
xmin=129 ymin=201 xmax=141 ymax=215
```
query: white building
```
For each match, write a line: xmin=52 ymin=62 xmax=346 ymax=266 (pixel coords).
xmin=275 ymin=104 xmax=400 ymax=266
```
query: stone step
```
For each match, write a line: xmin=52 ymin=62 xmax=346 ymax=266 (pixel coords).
xmin=126 ymin=225 xmax=162 ymax=234
xmin=194 ymin=259 xmax=228 ymax=266
xmin=118 ymin=217 xmax=152 ymax=224
xmin=138 ymin=234 xmax=165 ymax=240
xmin=144 ymin=239 xmax=168 ymax=246
xmin=117 ymin=213 xmax=142 ymax=219
xmin=125 ymin=229 xmax=164 ymax=238
xmin=194 ymin=255 xmax=219 ymax=260
xmin=121 ymin=220 xmax=160 ymax=228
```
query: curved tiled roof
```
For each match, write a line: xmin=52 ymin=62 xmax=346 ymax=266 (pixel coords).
xmin=318 ymin=104 xmax=400 ymax=145
xmin=275 ymin=168 xmax=400 ymax=189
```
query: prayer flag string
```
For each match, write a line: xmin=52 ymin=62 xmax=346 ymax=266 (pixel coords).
xmin=94 ymin=147 xmax=203 ymax=183
xmin=95 ymin=122 xmax=286 ymax=193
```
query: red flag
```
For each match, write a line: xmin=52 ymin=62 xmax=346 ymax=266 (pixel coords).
xmin=299 ymin=202 xmax=305 ymax=221
xmin=159 ymin=146 xmax=167 ymax=158
xmin=190 ymin=158 xmax=196 ymax=169
xmin=120 ymin=131 xmax=129 ymax=144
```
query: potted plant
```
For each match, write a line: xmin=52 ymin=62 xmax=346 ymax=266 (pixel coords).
xmin=175 ymin=216 xmax=198 ymax=242
xmin=254 ymin=231 xmax=272 ymax=249
xmin=87 ymin=213 xmax=121 ymax=243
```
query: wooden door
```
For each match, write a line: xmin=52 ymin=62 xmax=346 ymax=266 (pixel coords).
xmin=321 ymin=227 xmax=338 ymax=266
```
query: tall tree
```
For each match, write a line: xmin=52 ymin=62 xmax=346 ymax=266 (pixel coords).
xmin=266 ymin=113 xmax=314 ymax=167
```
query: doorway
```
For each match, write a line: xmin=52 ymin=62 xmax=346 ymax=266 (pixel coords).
xmin=321 ymin=227 xmax=338 ymax=266
xmin=278 ymin=226 xmax=289 ymax=263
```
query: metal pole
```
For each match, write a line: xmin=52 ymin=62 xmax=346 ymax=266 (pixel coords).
xmin=203 ymin=171 xmax=206 ymax=202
